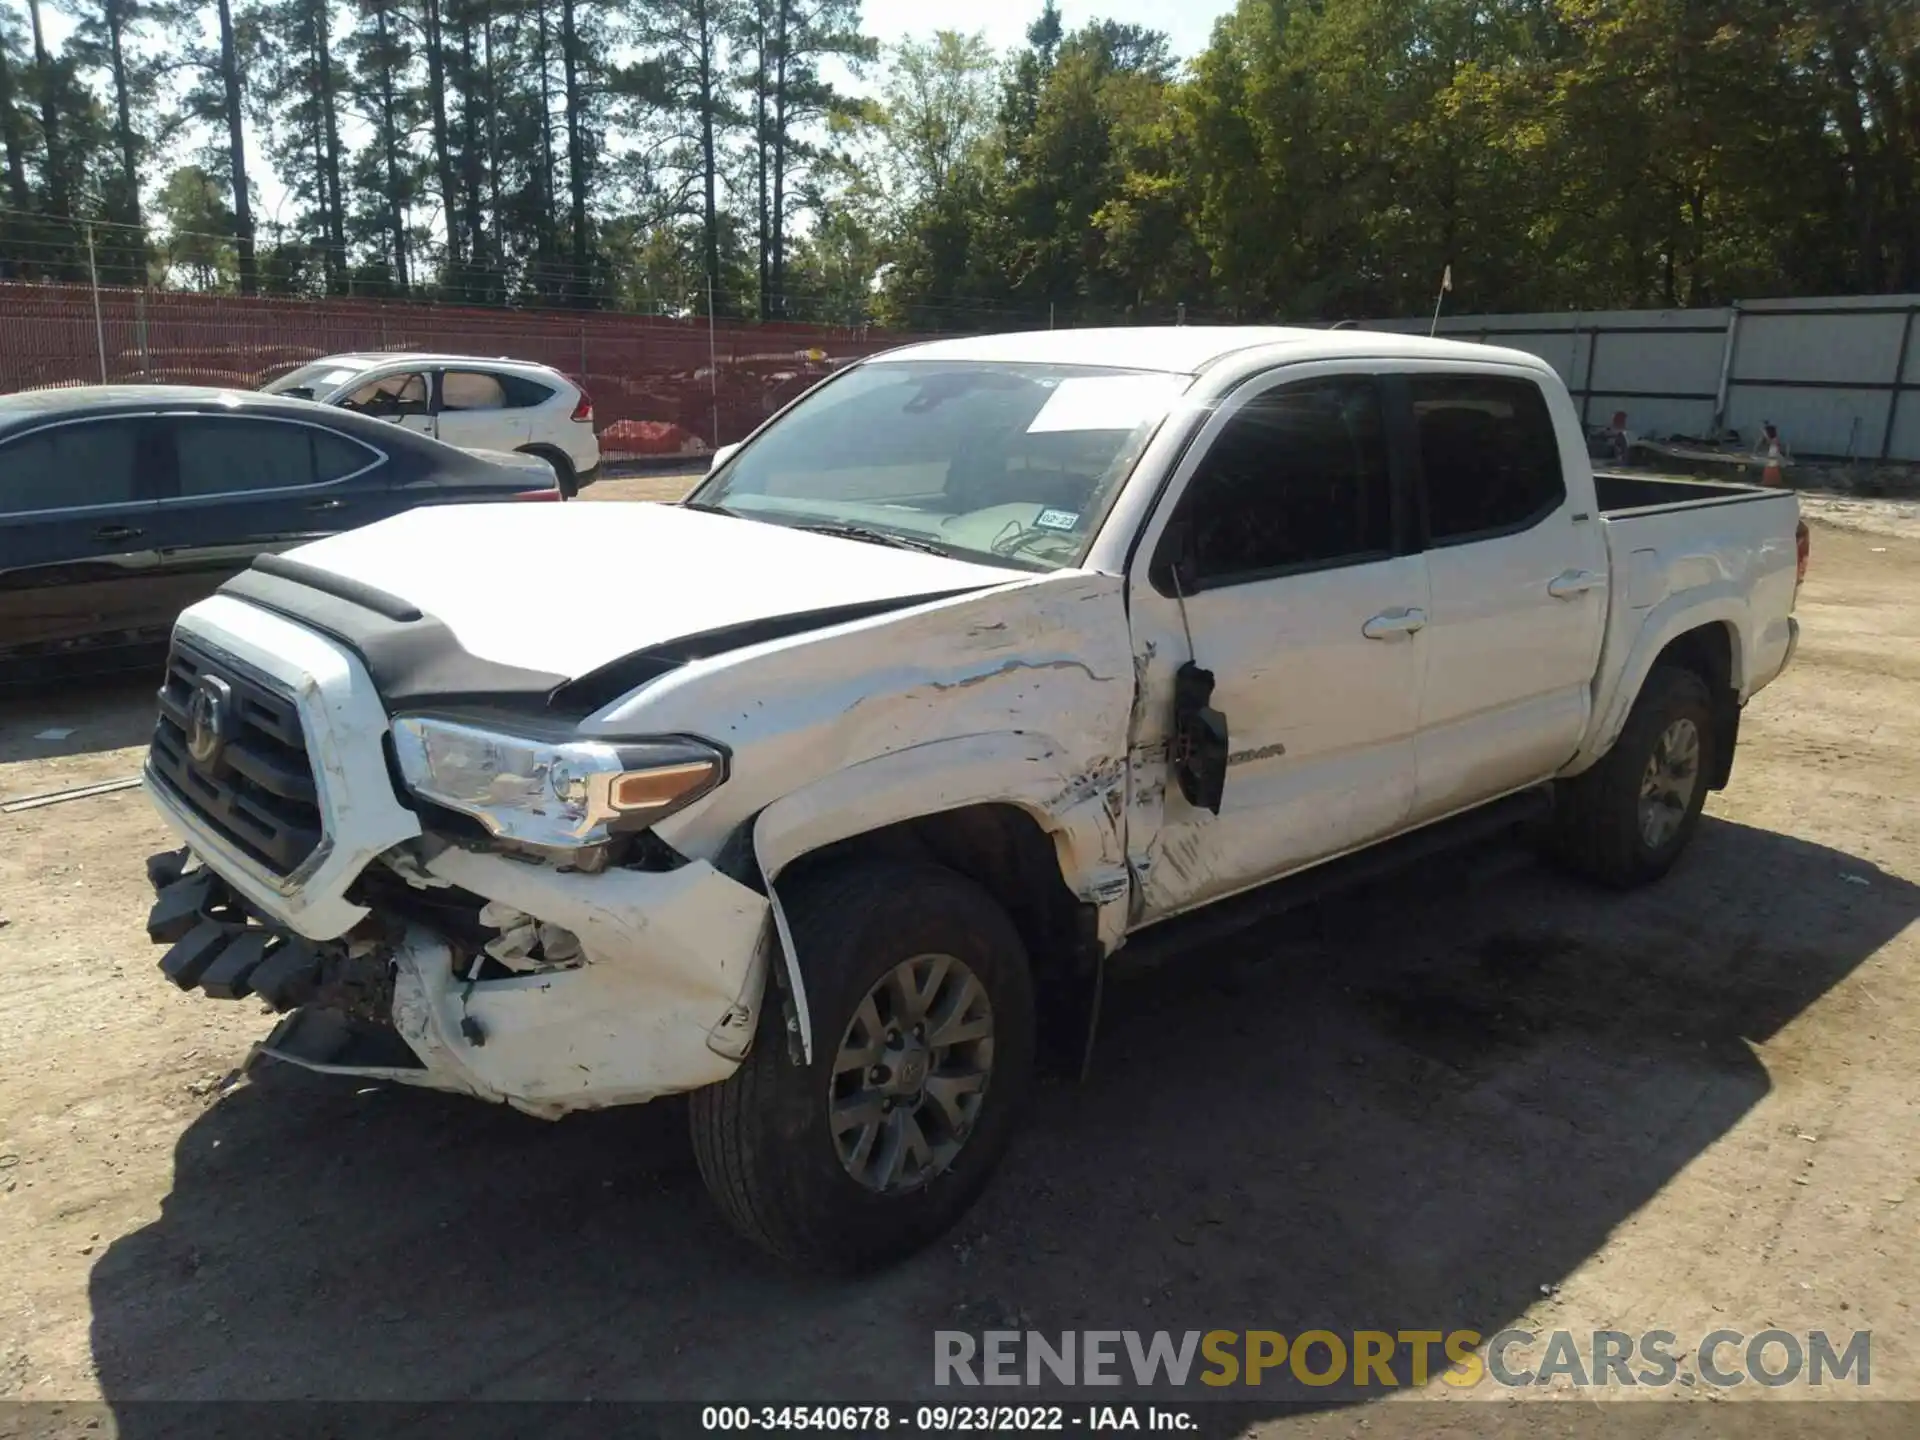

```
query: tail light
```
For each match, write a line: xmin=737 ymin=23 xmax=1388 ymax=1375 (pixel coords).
xmin=569 ymin=382 xmax=593 ymax=424
xmin=513 ymin=486 xmax=561 ymax=502
xmin=1795 ymin=519 xmax=1810 ymax=598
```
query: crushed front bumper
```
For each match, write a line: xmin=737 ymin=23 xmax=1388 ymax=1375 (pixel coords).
xmin=147 ymin=842 xmax=776 ymax=1119
xmin=145 ymin=597 xmax=778 ymax=1117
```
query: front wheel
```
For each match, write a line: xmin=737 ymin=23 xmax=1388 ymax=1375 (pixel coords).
xmin=1548 ymin=665 xmax=1717 ymax=887
xmin=689 ymin=860 xmax=1035 ymax=1271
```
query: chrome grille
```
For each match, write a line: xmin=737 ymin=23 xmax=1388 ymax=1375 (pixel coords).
xmin=149 ymin=639 xmax=323 ymax=876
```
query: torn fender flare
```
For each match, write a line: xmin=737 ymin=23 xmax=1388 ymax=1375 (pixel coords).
xmin=419 ymin=849 xmax=773 ymax=1110
xmin=751 ymin=731 xmax=1131 ymax=1066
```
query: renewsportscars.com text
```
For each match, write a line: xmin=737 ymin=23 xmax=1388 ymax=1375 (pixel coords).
xmin=933 ymin=1329 xmax=1871 ymax=1391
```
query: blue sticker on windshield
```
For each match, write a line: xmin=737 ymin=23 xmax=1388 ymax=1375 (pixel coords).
xmin=1035 ymin=508 xmax=1080 ymax=532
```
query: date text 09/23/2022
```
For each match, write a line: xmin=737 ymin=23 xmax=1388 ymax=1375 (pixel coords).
xmin=701 ymin=1406 xmax=1195 ymax=1432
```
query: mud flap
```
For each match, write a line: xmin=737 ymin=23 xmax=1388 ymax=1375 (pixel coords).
xmin=1034 ymin=903 xmax=1108 ymax=1081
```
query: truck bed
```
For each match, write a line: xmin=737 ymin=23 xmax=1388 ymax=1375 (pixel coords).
xmin=1595 ymin=470 xmax=1779 ymax=516
xmin=1585 ymin=469 xmax=1801 ymax=757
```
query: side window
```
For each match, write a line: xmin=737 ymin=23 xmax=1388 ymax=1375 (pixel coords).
xmin=496 ymin=373 xmax=555 ymax=408
xmin=1410 ymin=374 xmax=1565 ymax=544
xmin=342 ymin=372 xmax=429 ymax=416
xmin=312 ymin=429 xmax=381 ymax=482
xmin=1160 ymin=377 xmax=1392 ymax=588
xmin=0 ymin=420 xmax=144 ymax=515
xmin=173 ymin=419 xmax=376 ymax=497
xmin=440 ymin=371 xmax=509 ymax=411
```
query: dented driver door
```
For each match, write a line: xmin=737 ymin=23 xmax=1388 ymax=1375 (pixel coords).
xmin=1123 ymin=369 xmax=1429 ymax=925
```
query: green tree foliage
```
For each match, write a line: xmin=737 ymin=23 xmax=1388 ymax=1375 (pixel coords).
xmin=341 ymin=0 xmax=421 ymax=294
xmin=871 ymin=15 xmax=1201 ymax=327
xmin=62 ymin=0 xmax=165 ymax=281
xmin=1176 ymin=0 xmax=1920 ymax=318
xmin=251 ymin=0 xmax=352 ymax=294
xmin=732 ymin=0 xmax=874 ymax=317
xmin=175 ymin=0 xmax=259 ymax=292
xmin=631 ymin=0 xmax=742 ymax=309
xmin=2 ymin=0 xmax=1915 ymax=323
xmin=863 ymin=29 xmax=1000 ymax=328
xmin=153 ymin=160 xmax=233 ymax=288
xmin=6 ymin=0 xmax=116 ymax=280
xmin=0 ymin=7 xmax=43 ymax=275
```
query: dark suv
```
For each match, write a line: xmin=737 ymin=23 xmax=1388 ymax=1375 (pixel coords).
xmin=0 ymin=385 xmax=561 ymax=680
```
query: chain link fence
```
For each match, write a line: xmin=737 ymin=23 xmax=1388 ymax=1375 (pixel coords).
xmin=0 ymin=283 xmax=938 ymax=460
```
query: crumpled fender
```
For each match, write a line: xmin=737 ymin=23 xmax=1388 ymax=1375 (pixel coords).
xmin=750 ymin=731 xmax=1132 ymax=1063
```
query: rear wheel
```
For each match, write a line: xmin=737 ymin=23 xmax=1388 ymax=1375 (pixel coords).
xmin=1549 ymin=665 xmax=1716 ymax=887
xmin=689 ymin=860 xmax=1035 ymax=1272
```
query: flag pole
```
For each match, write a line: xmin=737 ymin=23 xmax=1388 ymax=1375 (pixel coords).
xmin=1430 ymin=264 xmax=1453 ymax=338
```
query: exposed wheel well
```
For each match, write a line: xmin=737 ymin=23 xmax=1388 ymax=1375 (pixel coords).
xmin=776 ymin=804 xmax=1101 ymax=1064
xmin=515 ymin=444 xmax=577 ymax=494
xmin=1649 ymin=622 xmax=1740 ymax=789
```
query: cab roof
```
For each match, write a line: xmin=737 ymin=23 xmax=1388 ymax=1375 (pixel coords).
xmin=872 ymin=325 xmax=1547 ymax=377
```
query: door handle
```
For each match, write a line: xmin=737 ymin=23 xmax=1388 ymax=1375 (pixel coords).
xmin=308 ymin=498 xmax=347 ymax=512
xmin=1548 ymin=569 xmax=1607 ymax=599
xmin=1362 ymin=607 xmax=1427 ymax=641
xmin=91 ymin=524 xmax=144 ymax=543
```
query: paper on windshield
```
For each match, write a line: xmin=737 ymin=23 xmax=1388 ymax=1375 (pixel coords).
xmin=1026 ymin=374 xmax=1186 ymax=433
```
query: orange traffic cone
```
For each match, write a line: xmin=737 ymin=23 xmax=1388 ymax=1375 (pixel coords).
xmin=1758 ymin=422 xmax=1788 ymax=487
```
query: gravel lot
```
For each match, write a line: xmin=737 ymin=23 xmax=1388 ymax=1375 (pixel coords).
xmin=1 ymin=489 xmax=1916 ymax=1426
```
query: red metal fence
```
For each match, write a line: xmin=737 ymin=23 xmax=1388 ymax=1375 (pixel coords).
xmin=0 ymin=283 xmax=937 ymax=459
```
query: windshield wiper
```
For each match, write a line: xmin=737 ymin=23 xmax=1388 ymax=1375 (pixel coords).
xmin=686 ymin=506 xmax=955 ymax=558
xmin=789 ymin=521 xmax=955 ymax=557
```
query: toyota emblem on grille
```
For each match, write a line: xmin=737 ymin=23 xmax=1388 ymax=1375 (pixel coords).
xmin=185 ymin=675 xmax=234 ymax=771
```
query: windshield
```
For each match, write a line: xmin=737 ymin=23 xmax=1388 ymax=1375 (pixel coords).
xmin=261 ymin=362 xmax=367 ymax=400
xmin=689 ymin=360 xmax=1190 ymax=571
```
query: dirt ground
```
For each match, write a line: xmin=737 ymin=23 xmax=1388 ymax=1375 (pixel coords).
xmin=1 ymin=492 xmax=1917 ymax=1428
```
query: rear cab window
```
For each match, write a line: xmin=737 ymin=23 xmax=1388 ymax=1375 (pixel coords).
xmin=1410 ymin=374 xmax=1566 ymax=544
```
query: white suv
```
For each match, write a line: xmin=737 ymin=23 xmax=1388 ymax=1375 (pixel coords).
xmin=262 ymin=353 xmax=601 ymax=496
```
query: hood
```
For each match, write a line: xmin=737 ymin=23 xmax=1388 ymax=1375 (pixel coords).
xmin=277 ymin=501 xmax=1020 ymax=681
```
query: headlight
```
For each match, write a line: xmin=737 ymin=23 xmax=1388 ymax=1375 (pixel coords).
xmin=390 ymin=717 xmax=726 ymax=851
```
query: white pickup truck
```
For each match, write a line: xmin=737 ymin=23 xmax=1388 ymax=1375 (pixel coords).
xmin=141 ymin=327 xmax=1806 ymax=1270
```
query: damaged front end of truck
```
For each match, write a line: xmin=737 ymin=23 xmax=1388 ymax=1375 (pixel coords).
xmin=139 ymin=585 xmax=783 ymax=1119
xmin=144 ymin=832 xmax=776 ymax=1119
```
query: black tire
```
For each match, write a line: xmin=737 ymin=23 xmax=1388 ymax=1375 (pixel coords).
xmin=521 ymin=447 xmax=577 ymax=498
xmin=1548 ymin=665 xmax=1717 ymax=888
xmin=689 ymin=860 xmax=1036 ymax=1272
